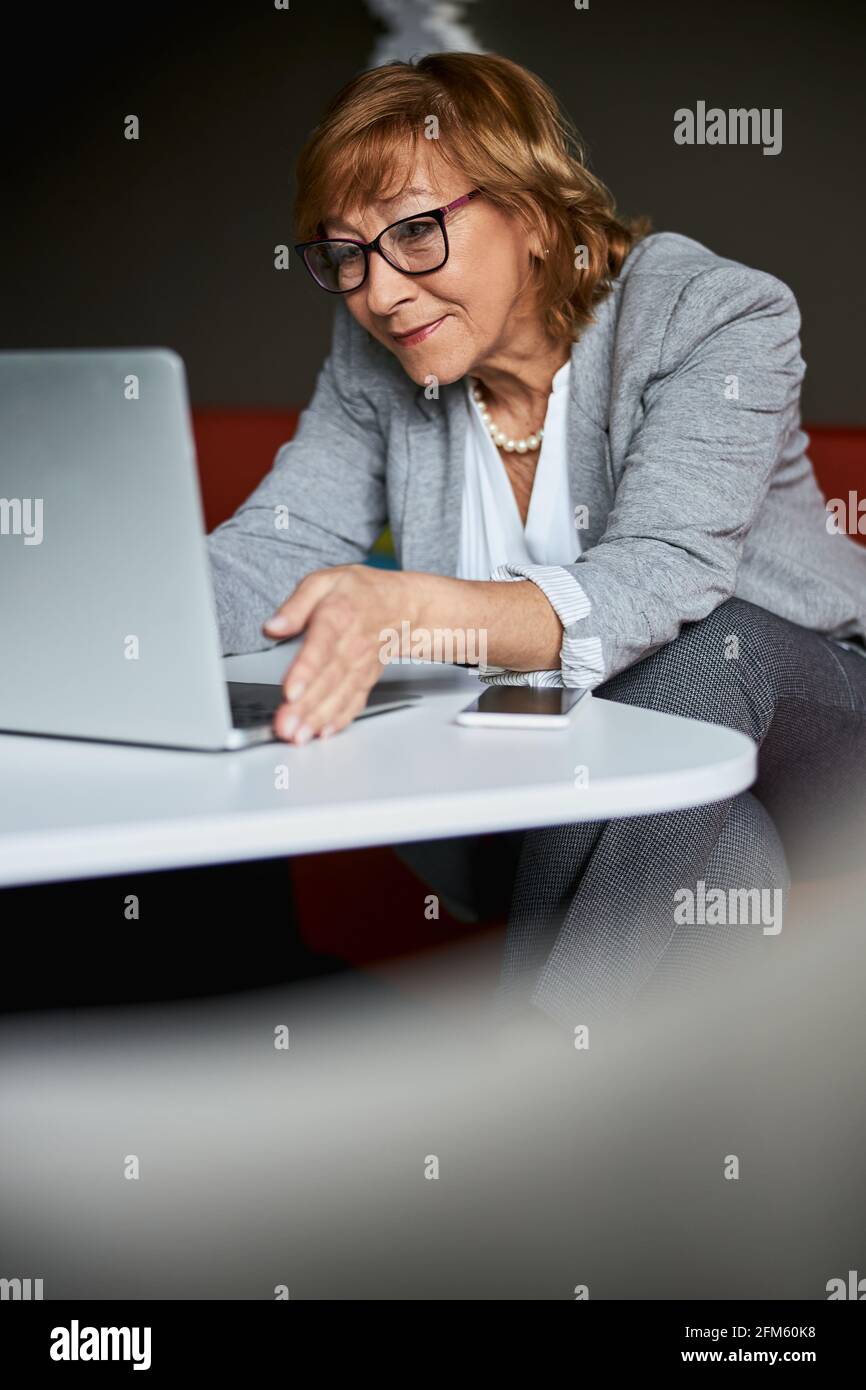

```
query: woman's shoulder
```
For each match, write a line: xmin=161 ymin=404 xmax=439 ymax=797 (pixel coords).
xmin=610 ymin=231 xmax=800 ymax=373
xmin=618 ymin=230 xmax=797 ymax=315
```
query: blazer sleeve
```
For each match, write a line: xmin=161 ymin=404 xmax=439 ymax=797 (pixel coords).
xmin=205 ymin=305 xmax=388 ymax=655
xmin=503 ymin=264 xmax=806 ymax=688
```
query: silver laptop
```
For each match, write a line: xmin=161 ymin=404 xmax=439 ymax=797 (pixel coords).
xmin=0 ymin=348 xmax=418 ymax=750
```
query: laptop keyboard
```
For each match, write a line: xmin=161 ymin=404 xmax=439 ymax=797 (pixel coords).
xmin=227 ymin=682 xmax=282 ymax=729
xmin=231 ymin=703 xmax=276 ymax=729
xmin=226 ymin=679 xmax=423 ymax=732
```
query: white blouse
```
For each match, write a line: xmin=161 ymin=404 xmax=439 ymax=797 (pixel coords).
xmin=457 ymin=359 xmax=603 ymax=687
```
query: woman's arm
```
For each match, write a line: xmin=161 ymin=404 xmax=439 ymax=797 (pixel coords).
xmin=525 ymin=263 xmax=806 ymax=687
xmin=263 ymin=564 xmax=565 ymax=742
xmin=414 ymin=571 xmax=565 ymax=669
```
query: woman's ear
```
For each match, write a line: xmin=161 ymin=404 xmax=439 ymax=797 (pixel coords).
xmin=526 ymin=211 xmax=554 ymax=263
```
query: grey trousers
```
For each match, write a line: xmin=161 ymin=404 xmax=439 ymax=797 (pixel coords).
xmin=395 ymin=598 xmax=866 ymax=1027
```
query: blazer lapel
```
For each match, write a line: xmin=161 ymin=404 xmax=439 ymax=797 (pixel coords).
xmin=566 ymin=290 xmax=618 ymax=552
xmin=399 ymin=385 xmax=466 ymax=576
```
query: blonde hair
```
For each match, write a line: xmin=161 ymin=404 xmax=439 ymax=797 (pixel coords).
xmin=295 ymin=51 xmax=649 ymax=342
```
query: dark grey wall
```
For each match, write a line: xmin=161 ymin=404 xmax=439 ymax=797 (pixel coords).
xmin=3 ymin=0 xmax=864 ymax=421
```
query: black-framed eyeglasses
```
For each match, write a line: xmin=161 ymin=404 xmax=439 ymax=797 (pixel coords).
xmin=295 ymin=190 xmax=483 ymax=294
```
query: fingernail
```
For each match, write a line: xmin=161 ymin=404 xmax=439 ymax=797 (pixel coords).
xmin=287 ymin=680 xmax=306 ymax=702
xmin=266 ymin=615 xmax=290 ymax=632
xmin=279 ymin=712 xmax=299 ymax=738
xmin=294 ymin=723 xmax=313 ymax=745
xmin=320 ymin=724 xmax=335 ymax=740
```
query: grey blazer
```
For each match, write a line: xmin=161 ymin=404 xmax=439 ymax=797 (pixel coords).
xmin=206 ymin=231 xmax=866 ymax=684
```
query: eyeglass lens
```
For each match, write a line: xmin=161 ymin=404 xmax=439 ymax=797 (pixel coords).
xmin=304 ymin=215 xmax=446 ymax=291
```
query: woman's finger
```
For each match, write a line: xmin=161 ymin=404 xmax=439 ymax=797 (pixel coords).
xmin=302 ymin=668 xmax=376 ymax=739
xmin=319 ymin=687 xmax=371 ymax=739
xmin=278 ymin=603 xmax=345 ymax=704
xmin=262 ymin=570 xmax=338 ymax=641
xmin=279 ymin=637 xmax=378 ymax=739
xmin=274 ymin=661 xmax=360 ymax=742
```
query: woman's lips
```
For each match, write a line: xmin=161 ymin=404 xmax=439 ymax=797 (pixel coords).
xmin=391 ymin=316 xmax=446 ymax=348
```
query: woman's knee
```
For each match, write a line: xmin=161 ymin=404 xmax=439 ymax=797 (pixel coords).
xmin=594 ymin=597 xmax=776 ymax=737
xmin=708 ymin=790 xmax=790 ymax=893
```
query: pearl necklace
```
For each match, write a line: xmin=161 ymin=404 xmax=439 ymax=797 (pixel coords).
xmin=471 ymin=382 xmax=543 ymax=454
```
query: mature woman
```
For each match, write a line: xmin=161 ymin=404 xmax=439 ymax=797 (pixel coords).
xmin=207 ymin=52 xmax=866 ymax=1028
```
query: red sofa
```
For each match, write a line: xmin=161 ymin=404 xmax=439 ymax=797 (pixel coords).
xmin=193 ymin=409 xmax=865 ymax=970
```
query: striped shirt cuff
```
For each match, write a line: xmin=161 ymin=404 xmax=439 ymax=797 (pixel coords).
xmin=481 ymin=563 xmax=605 ymax=689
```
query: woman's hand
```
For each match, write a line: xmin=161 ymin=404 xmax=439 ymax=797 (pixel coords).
xmin=262 ymin=565 xmax=418 ymax=743
xmin=261 ymin=564 xmax=565 ymax=744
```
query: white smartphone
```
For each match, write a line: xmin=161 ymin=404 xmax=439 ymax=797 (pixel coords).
xmin=456 ymin=685 xmax=590 ymax=729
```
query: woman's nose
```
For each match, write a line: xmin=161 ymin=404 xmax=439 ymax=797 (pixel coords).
xmin=363 ymin=251 xmax=416 ymax=317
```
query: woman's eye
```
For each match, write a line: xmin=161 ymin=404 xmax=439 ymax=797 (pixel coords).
xmin=394 ymin=221 xmax=436 ymax=242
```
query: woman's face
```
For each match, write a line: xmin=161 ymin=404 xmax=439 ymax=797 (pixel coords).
xmin=324 ymin=153 xmax=546 ymax=386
